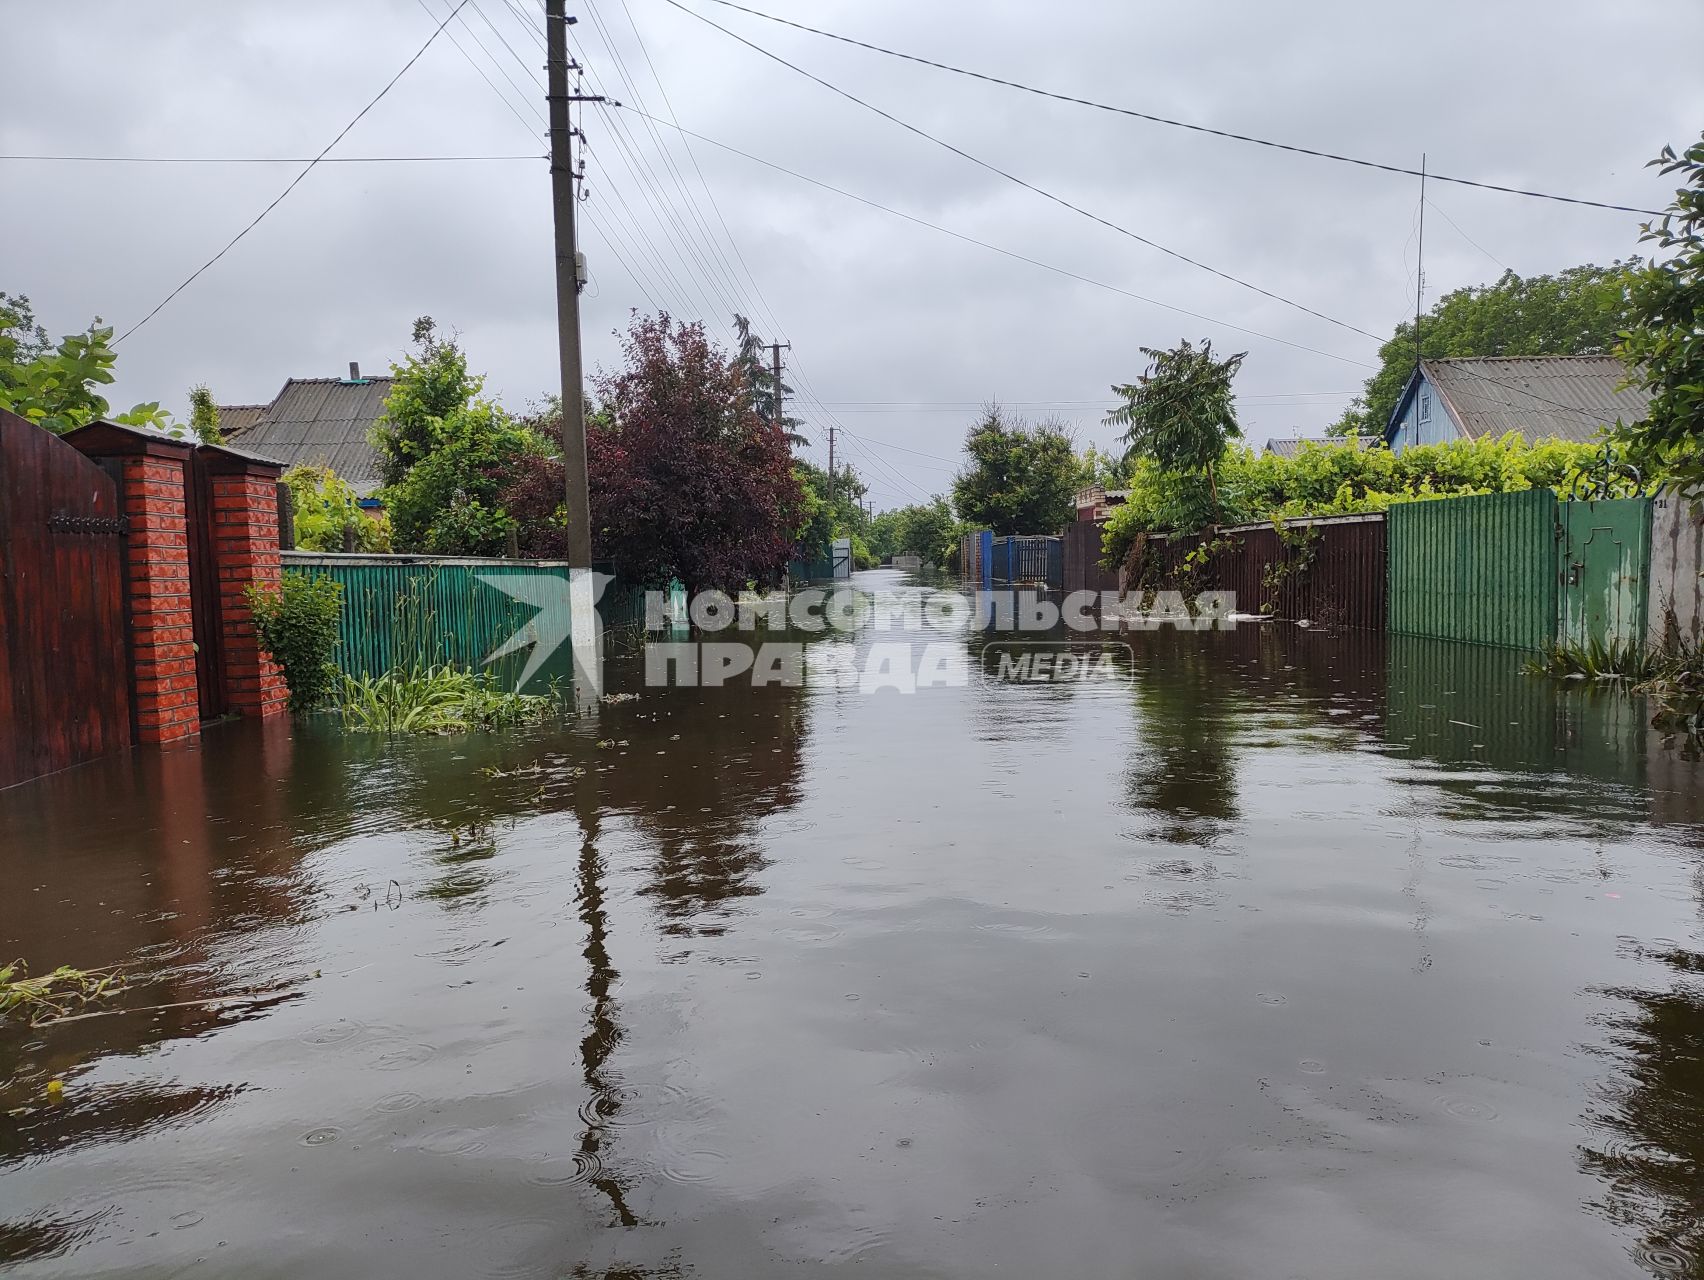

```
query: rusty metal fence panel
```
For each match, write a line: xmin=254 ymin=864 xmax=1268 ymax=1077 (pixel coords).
xmin=1387 ymin=490 xmax=1557 ymax=650
xmin=1062 ymin=521 xmax=1119 ymax=596
xmin=1150 ymin=514 xmax=1386 ymax=628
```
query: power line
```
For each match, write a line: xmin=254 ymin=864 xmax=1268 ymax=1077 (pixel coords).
xmin=695 ymin=0 xmax=1667 ymax=219
xmin=1425 ymin=194 xmax=1512 ymax=275
xmin=415 ymin=0 xmax=543 ymax=133
xmin=0 ymin=153 xmax=541 ymax=163
xmin=611 ymin=0 xmax=795 ymax=349
xmin=615 ymin=104 xmax=1375 ymax=369
xmin=583 ymin=0 xmax=760 ymax=327
xmin=471 ymin=0 xmax=733 ymax=328
xmin=117 ymin=0 xmax=472 ymax=344
xmin=661 ymin=0 xmax=1384 ymax=344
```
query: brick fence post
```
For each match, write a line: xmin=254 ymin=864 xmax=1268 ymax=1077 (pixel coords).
xmin=63 ymin=423 xmax=201 ymax=745
xmin=200 ymin=449 xmax=288 ymax=718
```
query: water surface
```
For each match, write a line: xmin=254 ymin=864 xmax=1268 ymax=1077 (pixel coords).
xmin=3 ymin=569 xmax=1703 ymax=1278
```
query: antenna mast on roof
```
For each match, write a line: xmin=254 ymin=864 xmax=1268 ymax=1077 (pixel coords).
xmin=1413 ymin=153 xmax=1427 ymax=376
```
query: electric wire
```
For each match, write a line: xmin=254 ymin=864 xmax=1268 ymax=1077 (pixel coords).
xmin=414 ymin=0 xmax=544 ymax=133
xmin=661 ymin=0 xmax=1387 ymax=343
xmin=614 ymin=104 xmax=1375 ymax=370
xmin=117 ymin=0 xmax=473 ymax=343
xmin=694 ymin=0 xmax=1666 ymax=219
xmin=0 ymin=153 xmax=542 ymax=163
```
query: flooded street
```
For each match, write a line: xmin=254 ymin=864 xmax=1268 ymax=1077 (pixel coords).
xmin=4 ymin=568 xmax=1704 ymax=1278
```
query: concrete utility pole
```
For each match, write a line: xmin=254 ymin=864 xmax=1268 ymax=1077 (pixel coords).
xmin=768 ymin=340 xmax=789 ymax=431
xmin=545 ymin=1 xmax=605 ymax=704
xmin=826 ymin=421 xmax=837 ymax=504
xmin=546 ymin=0 xmax=600 ymax=567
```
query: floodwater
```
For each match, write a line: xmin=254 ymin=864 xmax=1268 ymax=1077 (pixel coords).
xmin=3 ymin=568 xmax=1704 ymax=1278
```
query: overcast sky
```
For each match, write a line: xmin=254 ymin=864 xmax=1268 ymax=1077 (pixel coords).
xmin=5 ymin=0 xmax=1699 ymax=509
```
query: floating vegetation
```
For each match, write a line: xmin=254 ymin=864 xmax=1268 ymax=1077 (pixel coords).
xmin=0 ymin=961 xmax=125 ymax=1026
xmin=336 ymin=666 xmax=565 ymax=735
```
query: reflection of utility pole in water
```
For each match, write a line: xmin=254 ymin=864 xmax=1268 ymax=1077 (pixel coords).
xmin=571 ymin=789 xmax=638 ymax=1226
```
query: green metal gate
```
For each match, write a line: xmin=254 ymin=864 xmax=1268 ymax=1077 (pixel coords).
xmin=1556 ymin=498 xmax=1651 ymax=650
xmin=1387 ymin=489 xmax=1557 ymax=650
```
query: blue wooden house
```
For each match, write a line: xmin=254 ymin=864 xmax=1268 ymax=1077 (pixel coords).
xmin=1383 ymin=356 xmax=1649 ymax=454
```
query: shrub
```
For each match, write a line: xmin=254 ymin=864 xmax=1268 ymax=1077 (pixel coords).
xmin=247 ymin=571 xmax=344 ymax=712
xmin=284 ymin=465 xmax=390 ymax=552
xmin=1101 ymin=433 xmax=1619 ymax=568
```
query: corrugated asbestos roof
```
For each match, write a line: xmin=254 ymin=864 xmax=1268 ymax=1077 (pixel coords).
xmin=1263 ymin=436 xmax=1335 ymax=458
xmin=222 ymin=377 xmax=393 ymax=494
xmin=1415 ymin=356 xmax=1649 ymax=446
xmin=216 ymin=404 xmax=268 ymax=437
xmin=1262 ymin=435 xmax=1373 ymax=458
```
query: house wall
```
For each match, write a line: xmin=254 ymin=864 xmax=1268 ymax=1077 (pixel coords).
xmin=1388 ymin=371 xmax=1462 ymax=454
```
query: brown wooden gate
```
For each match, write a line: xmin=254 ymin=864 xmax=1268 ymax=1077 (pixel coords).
xmin=0 ymin=411 xmax=133 ymax=789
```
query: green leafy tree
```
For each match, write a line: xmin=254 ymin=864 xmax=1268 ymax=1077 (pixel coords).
xmin=794 ymin=459 xmax=869 ymax=555
xmin=0 ymin=293 xmax=49 ymax=377
xmin=733 ymin=314 xmax=808 ymax=446
xmin=1107 ymin=339 xmax=1246 ymax=517
xmin=1335 ymin=263 xmax=1635 ymax=436
xmin=371 ymin=317 xmax=485 ymax=487
xmin=881 ymin=497 xmax=956 ymax=564
xmin=284 ymin=465 xmax=391 ymax=552
xmin=951 ymin=406 xmax=1082 ymax=534
xmin=372 ymin=317 xmax=544 ymax=554
xmin=1614 ymin=135 xmax=1704 ymax=491
xmin=1078 ymin=442 xmax=1129 ymax=490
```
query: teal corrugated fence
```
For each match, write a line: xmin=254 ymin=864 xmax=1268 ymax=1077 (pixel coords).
xmin=282 ymin=554 xmax=575 ymax=691
xmin=1387 ymin=490 xmax=1558 ymax=651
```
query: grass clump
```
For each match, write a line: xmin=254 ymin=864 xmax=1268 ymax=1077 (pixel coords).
xmin=1523 ymin=638 xmax=1664 ymax=683
xmin=336 ymin=665 xmax=562 ymax=735
xmin=1 ymin=961 xmax=125 ymax=1026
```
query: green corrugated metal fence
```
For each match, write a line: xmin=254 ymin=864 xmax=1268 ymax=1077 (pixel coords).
xmin=1387 ymin=490 xmax=1558 ymax=651
xmin=283 ymin=554 xmax=576 ymax=691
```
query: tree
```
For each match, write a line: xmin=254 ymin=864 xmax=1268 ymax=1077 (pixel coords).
xmin=284 ymin=464 xmax=390 ymax=552
xmin=1106 ymin=339 xmax=1246 ymax=517
xmin=1615 ymin=135 xmax=1704 ymax=491
xmin=1334 ymin=263 xmax=1635 ymax=436
xmin=883 ymin=497 xmax=955 ymax=564
xmin=0 ymin=293 xmax=49 ymax=378
xmin=588 ymin=313 xmax=804 ymax=592
xmin=951 ymin=406 xmax=1082 ymax=534
xmin=0 ymin=304 xmax=173 ymax=435
xmin=733 ymin=313 xmax=808 ymax=447
xmin=373 ymin=318 xmax=544 ymax=554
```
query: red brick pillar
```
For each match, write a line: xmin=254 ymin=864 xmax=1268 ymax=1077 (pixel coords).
xmin=63 ymin=424 xmax=201 ymax=745
xmin=201 ymin=452 xmax=288 ymax=718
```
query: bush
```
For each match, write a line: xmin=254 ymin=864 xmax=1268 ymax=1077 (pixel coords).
xmin=284 ymin=465 xmax=390 ymax=552
xmin=247 ymin=571 xmax=344 ymax=712
xmin=1101 ymin=433 xmax=1619 ymax=568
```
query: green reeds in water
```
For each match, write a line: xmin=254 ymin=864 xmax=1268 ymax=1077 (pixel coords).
xmin=1523 ymin=637 xmax=1664 ymax=683
xmin=335 ymin=665 xmax=564 ymax=735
